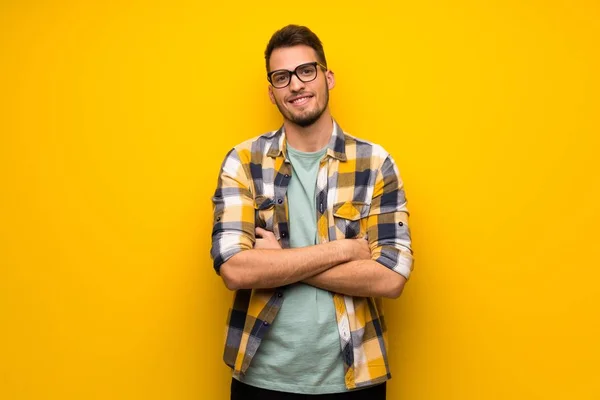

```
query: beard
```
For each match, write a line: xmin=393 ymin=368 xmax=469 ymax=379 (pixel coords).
xmin=275 ymin=86 xmax=329 ymax=128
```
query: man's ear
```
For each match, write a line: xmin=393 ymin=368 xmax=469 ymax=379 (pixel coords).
xmin=326 ymin=70 xmax=336 ymax=90
xmin=268 ymin=85 xmax=276 ymax=104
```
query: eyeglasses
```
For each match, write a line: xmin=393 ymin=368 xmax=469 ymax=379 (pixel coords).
xmin=267 ymin=61 xmax=327 ymax=89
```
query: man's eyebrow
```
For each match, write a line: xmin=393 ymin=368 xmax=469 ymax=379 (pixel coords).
xmin=271 ymin=62 xmax=315 ymax=72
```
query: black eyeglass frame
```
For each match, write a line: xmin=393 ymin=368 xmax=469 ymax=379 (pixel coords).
xmin=267 ymin=61 xmax=328 ymax=88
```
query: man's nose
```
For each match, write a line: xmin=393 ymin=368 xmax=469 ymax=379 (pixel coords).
xmin=288 ymin=73 xmax=305 ymax=92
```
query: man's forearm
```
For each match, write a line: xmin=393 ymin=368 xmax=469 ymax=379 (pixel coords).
xmin=303 ymin=259 xmax=407 ymax=299
xmin=219 ymin=240 xmax=356 ymax=290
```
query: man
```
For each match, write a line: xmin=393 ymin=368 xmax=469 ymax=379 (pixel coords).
xmin=211 ymin=25 xmax=413 ymax=399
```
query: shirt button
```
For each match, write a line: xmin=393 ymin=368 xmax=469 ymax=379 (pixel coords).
xmin=277 ymin=198 xmax=283 ymax=204
xmin=398 ymin=222 xmax=404 ymax=226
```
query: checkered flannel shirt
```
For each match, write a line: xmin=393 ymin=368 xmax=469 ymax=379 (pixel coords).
xmin=210 ymin=120 xmax=413 ymax=389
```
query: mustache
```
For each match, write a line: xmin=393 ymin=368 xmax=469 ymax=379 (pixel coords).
xmin=286 ymin=91 xmax=313 ymax=100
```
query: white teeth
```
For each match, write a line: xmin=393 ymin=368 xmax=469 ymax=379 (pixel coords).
xmin=291 ymin=96 xmax=310 ymax=104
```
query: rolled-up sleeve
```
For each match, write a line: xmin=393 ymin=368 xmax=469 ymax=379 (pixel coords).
xmin=210 ymin=148 xmax=255 ymax=275
xmin=366 ymin=154 xmax=414 ymax=279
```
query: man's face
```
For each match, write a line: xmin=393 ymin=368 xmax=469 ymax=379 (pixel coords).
xmin=268 ymin=45 xmax=335 ymax=128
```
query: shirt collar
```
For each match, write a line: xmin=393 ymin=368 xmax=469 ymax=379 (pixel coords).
xmin=267 ymin=119 xmax=347 ymax=162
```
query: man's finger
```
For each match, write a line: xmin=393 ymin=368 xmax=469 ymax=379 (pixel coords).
xmin=256 ymin=227 xmax=275 ymax=238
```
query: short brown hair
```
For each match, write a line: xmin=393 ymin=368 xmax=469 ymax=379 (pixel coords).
xmin=264 ymin=25 xmax=327 ymax=72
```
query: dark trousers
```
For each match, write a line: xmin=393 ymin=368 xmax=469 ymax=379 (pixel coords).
xmin=231 ymin=378 xmax=386 ymax=400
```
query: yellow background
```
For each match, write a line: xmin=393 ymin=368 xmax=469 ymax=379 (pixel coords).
xmin=1 ymin=1 xmax=599 ymax=399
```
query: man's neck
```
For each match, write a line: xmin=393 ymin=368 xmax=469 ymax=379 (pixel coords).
xmin=283 ymin=110 xmax=333 ymax=152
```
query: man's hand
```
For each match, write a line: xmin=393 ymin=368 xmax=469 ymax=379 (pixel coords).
xmin=255 ymin=227 xmax=282 ymax=250
xmin=350 ymin=238 xmax=372 ymax=261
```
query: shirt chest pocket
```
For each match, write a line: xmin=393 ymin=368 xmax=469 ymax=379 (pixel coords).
xmin=332 ymin=201 xmax=370 ymax=239
xmin=254 ymin=195 xmax=275 ymax=231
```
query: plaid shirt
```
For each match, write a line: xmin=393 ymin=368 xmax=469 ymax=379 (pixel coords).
xmin=210 ymin=120 xmax=413 ymax=389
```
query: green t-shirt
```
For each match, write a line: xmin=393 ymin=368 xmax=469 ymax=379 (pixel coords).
xmin=238 ymin=144 xmax=347 ymax=394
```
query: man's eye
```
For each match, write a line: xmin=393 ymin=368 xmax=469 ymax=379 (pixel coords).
xmin=273 ymin=74 xmax=288 ymax=83
xmin=299 ymin=67 xmax=314 ymax=76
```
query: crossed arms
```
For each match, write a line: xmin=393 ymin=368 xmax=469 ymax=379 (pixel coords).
xmin=220 ymin=228 xmax=406 ymax=298
xmin=211 ymin=148 xmax=413 ymax=299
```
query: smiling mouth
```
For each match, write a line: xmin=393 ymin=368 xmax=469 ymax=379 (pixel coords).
xmin=288 ymin=95 xmax=313 ymax=106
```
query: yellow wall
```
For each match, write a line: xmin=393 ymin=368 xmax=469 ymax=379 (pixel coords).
xmin=1 ymin=1 xmax=599 ymax=399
